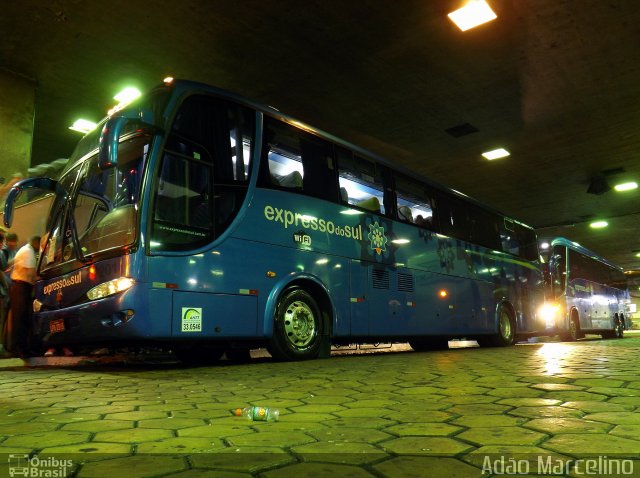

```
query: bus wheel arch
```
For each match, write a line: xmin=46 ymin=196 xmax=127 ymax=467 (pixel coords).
xmin=267 ymin=279 xmax=333 ymax=361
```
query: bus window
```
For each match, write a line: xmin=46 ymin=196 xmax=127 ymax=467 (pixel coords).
xmin=151 ymin=95 xmax=254 ymax=250
xmin=394 ymin=172 xmax=434 ymax=228
xmin=551 ymin=245 xmax=567 ymax=295
xmin=499 ymin=219 xmax=538 ymax=261
xmin=260 ymin=118 xmax=338 ymax=202
xmin=468 ymin=207 xmax=500 ymax=250
xmin=336 ymin=148 xmax=385 ymax=215
xmin=436 ymin=194 xmax=470 ymax=241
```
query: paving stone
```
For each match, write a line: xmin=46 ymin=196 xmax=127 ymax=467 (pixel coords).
xmin=228 ymin=431 xmax=315 ymax=447
xmin=288 ymin=404 xmax=347 ymax=413
xmin=190 ymin=447 xmax=294 ymax=472
xmin=78 ymin=455 xmax=186 ymax=477
xmin=451 ymin=415 xmax=527 ymax=428
xmin=373 ymin=456 xmax=482 ymax=478
xmin=32 ymin=412 xmax=103 ymax=423
xmin=497 ymin=398 xmax=561 ymax=407
xmin=381 ymin=436 xmax=474 ymax=455
xmin=320 ymin=417 xmax=397 ymax=428
xmin=385 ymin=423 xmax=462 ymax=437
xmin=573 ymin=378 xmax=625 ymax=388
xmin=582 ymin=411 xmax=640 ymax=425
xmin=541 ymin=391 xmax=609 ymax=402
xmin=588 ymin=387 xmax=640 ymax=397
xmin=609 ymin=396 xmax=640 ymax=406
xmin=178 ymin=425 xmax=254 ymax=438
xmin=487 ymin=387 xmax=543 ymax=398
xmin=161 ymin=471 xmax=250 ymax=478
xmin=530 ymin=383 xmax=586 ymax=391
xmin=383 ymin=410 xmax=453 ymax=422
xmin=543 ymin=433 xmax=640 ymax=456
xmin=524 ymin=417 xmax=612 ymax=434
xmin=137 ymin=418 xmax=206 ymax=429
xmin=462 ymin=445 xmax=569 ymax=472
xmin=560 ymin=401 xmax=634 ymax=413
xmin=448 ymin=403 xmax=512 ymax=415
xmin=2 ymin=431 xmax=90 ymax=448
xmin=307 ymin=427 xmax=392 ymax=443
xmin=509 ymin=406 xmax=583 ymax=419
xmin=291 ymin=441 xmax=387 ymax=464
xmin=457 ymin=426 xmax=547 ymax=446
xmin=2 ymin=422 xmax=59 ymax=435
xmin=61 ymin=420 xmax=134 ymax=432
xmin=39 ymin=441 xmax=132 ymax=457
xmin=137 ymin=436 xmax=225 ymax=453
xmin=103 ymin=411 xmax=168 ymax=421
xmin=262 ymin=462 xmax=376 ymax=478
xmin=608 ymin=424 xmax=640 ymax=440
xmin=441 ymin=394 xmax=499 ymax=404
xmin=93 ymin=427 xmax=174 ymax=443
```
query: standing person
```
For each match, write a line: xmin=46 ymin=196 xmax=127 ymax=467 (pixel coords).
xmin=6 ymin=236 xmax=40 ymax=358
xmin=0 ymin=230 xmax=9 ymax=356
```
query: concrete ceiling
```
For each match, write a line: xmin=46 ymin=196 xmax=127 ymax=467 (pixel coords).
xmin=2 ymin=0 xmax=640 ymax=273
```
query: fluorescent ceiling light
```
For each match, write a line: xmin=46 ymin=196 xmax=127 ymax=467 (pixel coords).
xmin=589 ymin=220 xmax=608 ymax=229
xmin=614 ymin=181 xmax=638 ymax=192
xmin=68 ymin=119 xmax=97 ymax=134
xmin=448 ymin=0 xmax=497 ymax=31
xmin=113 ymin=87 xmax=142 ymax=104
xmin=482 ymin=148 xmax=510 ymax=160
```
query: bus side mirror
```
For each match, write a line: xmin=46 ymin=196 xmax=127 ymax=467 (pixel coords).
xmin=98 ymin=116 xmax=127 ymax=170
xmin=98 ymin=108 xmax=156 ymax=170
xmin=3 ymin=177 xmax=59 ymax=228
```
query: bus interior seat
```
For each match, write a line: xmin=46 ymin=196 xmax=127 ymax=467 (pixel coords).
xmin=340 ymin=187 xmax=349 ymax=203
xmin=356 ymin=196 xmax=381 ymax=213
xmin=398 ymin=205 xmax=413 ymax=223
xmin=273 ymin=170 xmax=303 ymax=188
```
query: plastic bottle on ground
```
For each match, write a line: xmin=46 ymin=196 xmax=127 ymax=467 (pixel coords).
xmin=234 ymin=406 xmax=279 ymax=422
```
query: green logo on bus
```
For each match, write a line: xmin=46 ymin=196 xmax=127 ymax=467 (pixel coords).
xmin=368 ymin=222 xmax=388 ymax=255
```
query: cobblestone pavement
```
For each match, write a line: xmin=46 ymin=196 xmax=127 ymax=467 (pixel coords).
xmin=1 ymin=335 xmax=640 ymax=477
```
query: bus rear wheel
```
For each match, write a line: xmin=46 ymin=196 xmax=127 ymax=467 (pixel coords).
xmin=268 ymin=288 xmax=322 ymax=361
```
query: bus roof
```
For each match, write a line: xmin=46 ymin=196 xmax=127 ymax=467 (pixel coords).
xmin=551 ymin=237 xmax=624 ymax=272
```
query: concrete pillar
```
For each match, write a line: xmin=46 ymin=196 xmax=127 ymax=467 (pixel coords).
xmin=0 ymin=69 xmax=36 ymax=195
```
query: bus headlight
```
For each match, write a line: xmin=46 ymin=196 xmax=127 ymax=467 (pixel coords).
xmin=539 ymin=303 xmax=560 ymax=327
xmin=87 ymin=277 xmax=135 ymax=301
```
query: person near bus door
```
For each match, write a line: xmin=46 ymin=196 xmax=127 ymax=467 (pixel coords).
xmin=6 ymin=236 xmax=40 ymax=358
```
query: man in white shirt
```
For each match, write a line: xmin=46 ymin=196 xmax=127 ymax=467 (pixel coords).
xmin=7 ymin=236 xmax=40 ymax=358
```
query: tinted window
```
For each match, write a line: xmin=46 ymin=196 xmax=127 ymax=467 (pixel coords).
xmin=259 ymin=118 xmax=338 ymax=202
xmin=337 ymin=148 xmax=386 ymax=215
xmin=151 ymin=95 xmax=254 ymax=251
xmin=394 ymin=172 xmax=435 ymax=229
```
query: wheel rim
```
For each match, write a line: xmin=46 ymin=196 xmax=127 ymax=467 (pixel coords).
xmin=499 ymin=310 xmax=513 ymax=342
xmin=570 ymin=320 xmax=578 ymax=339
xmin=283 ymin=300 xmax=317 ymax=349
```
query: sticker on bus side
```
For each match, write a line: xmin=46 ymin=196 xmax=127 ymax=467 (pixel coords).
xmin=181 ymin=307 xmax=202 ymax=332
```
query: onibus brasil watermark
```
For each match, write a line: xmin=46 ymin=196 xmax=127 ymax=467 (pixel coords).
xmin=482 ymin=455 xmax=635 ymax=475
xmin=8 ymin=455 xmax=72 ymax=477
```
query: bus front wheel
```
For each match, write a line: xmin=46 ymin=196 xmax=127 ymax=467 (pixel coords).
xmin=478 ymin=307 xmax=516 ymax=347
xmin=268 ymin=288 xmax=322 ymax=361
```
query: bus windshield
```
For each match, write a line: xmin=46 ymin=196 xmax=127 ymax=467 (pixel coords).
xmin=40 ymin=132 xmax=150 ymax=271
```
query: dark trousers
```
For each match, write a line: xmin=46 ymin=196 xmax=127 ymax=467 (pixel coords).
xmin=7 ymin=281 xmax=33 ymax=356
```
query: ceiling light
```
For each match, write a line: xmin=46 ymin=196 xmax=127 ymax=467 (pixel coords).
xmin=614 ymin=181 xmax=638 ymax=192
xmin=636 ymin=252 xmax=640 ymax=258
xmin=482 ymin=148 xmax=510 ymax=160
xmin=113 ymin=87 xmax=142 ymax=104
xmin=68 ymin=119 xmax=97 ymax=134
xmin=589 ymin=220 xmax=608 ymax=229
xmin=448 ymin=0 xmax=497 ymax=32
xmin=540 ymin=242 xmax=550 ymax=250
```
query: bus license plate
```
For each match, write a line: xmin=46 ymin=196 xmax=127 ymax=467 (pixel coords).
xmin=49 ymin=319 xmax=65 ymax=334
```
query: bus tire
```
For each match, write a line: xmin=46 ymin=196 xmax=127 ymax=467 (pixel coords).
xmin=561 ymin=315 xmax=580 ymax=342
xmin=478 ymin=306 xmax=516 ymax=347
xmin=268 ymin=287 xmax=322 ymax=361
xmin=605 ymin=317 xmax=624 ymax=339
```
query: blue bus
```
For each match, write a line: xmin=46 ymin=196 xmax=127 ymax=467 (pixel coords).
xmin=543 ymin=237 xmax=630 ymax=341
xmin=5 ymin=79 xmax=547 ymax=361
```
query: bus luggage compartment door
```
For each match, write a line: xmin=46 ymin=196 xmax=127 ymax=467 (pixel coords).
xmin=171 ymin=291 xmax=258 ymax=337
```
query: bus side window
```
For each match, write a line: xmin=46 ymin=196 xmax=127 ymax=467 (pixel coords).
xmin=394 ymin=172 xmax=435 ymax=228
xmin=468 ymin=207 xmax=500 ymax=250
xmin=437 ymin=194 xmax=470 ymax=241
xmin=259 ymin=118 xmax=339 ymax=202
xmin=336 ymin=147 xmax=386 ymax=215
